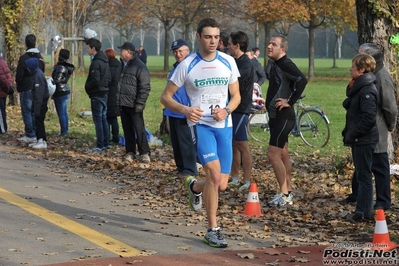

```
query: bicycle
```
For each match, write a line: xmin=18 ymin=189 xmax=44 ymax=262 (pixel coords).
xmin=247 ymin=95 xmax=330 ymax=147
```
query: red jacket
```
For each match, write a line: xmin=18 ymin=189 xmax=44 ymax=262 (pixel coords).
xmin=0 ymin=56 xmax=13 ymax=98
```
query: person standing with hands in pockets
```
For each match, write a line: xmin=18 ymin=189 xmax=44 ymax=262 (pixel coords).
xmin=265 ymin=35 xmax=308 ymax=208
xmin=161 ymin=18 xmax=241 ymax=248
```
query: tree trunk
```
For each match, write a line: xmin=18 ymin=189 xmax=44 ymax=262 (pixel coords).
xmin=332 ymin=35 xmax=338 ymax=68
xmin=1 ymin=0 xmax=23 ymax=106
xmin=356 ymin=0 xmax=398 ymax=161
xmin=262 ymin=22 xmax=272 ymax=68
xmin=308 ymin=19 xmax=315 ymax=80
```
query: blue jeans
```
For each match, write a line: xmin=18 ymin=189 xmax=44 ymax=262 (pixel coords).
xmin=352 ymin=144 xmax=376 ymax=219
xmin=53 ymin=94 xmax=70 ymax=135
xmin=91 ymin=96 xmax=109 ymax=148
xmin=20 ymin=90 xmax=35 ymax=138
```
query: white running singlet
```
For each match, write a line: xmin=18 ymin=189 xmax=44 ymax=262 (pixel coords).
xmin=170 ymin=51 xmax=240 ymax=128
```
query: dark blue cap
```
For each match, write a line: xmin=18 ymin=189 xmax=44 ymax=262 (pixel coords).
xmin=117 ymin=42 xmax=136 ymax=52
xmin=171 ymin=39 xmax=187 ymax=50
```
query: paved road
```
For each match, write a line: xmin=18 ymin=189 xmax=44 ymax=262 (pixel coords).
xmin=0 ymin=144 xmax=279 ymax=265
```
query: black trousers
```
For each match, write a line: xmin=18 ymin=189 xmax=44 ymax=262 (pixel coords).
xmin=120 ymin=106 xmax=150 ymax=155
xmin=350 ymin=152 xmax=391 ymax=210
xmin=169 ymin=116 xmax=198 ymax=176
xmin=35 ymin=98 xmax=49 ymax=141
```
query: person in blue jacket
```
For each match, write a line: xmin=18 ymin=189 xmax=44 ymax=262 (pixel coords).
xmin=164 ymin=39 xmax=198 ymax=178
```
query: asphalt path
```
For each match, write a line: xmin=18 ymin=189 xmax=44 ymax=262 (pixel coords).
xmin=0 ymin=144 xmax=273 ymax=265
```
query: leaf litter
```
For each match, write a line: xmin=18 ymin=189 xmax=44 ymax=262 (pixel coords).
xmin=3 ymin=132 xmax=399 ymax=250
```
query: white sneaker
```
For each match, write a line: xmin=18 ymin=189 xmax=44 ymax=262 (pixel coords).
xmin=276 ymin=194 xmax=293 ymax=206
xmin=267 ymin=193 xmax=283 ymax=206
xmin=28 ymin=140 xmax=38 ymax=147
xmin=31 ymin=139 xmax=47 ymax=149
xmin=18 ymin=136 xmax=37 ymax=143
xmin=228 ymin=177 xmax=240 ymax=187
xmin=239 ymin=182 xmax=250 ymax=192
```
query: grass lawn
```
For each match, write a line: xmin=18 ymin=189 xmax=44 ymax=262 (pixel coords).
xmin=35 ymin=56 xmax=354 ymax=158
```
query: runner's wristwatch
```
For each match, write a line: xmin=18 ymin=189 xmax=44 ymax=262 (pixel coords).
xmin=224 ymin=107 xmax=231 ymax=116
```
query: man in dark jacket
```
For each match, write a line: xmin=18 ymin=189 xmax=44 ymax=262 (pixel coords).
xmin=116 ymin=42 xmax=151 ymax=163
xmin=246 ymin=50 xmax=266 ymax=87
xmin=137 ymin=46 xmax=147 ymax=65
xmin=85 ymin=38 xmax=111 ymax=151
xmin=227 ymin=31 xmax=254 ymax=192
xmin=16 ymin=34 xmax=45 ymax=143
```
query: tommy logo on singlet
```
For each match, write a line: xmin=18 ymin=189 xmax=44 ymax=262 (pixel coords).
xmin=194 ymin=77 xmax=229 ymax=88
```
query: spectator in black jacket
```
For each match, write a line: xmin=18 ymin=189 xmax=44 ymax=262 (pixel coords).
xmin=137 ymin=46 xmax=147 ymax=65
xmin=26 ymin=57 xmax=49 ymax=149
xmin=52 ymin=49 xmax=75 ymax=136
xmin=104 ymin=48 xmax=121 ymax=145
xmin=16 ymin=34 xmax=45 ymax=143
xmin=116 ymin=42 xmax=151 ymax=163
xmin=85 ymin=38 xmax=111 ymax=151
xmin=343 ymin=54 xmax=378 ymax=223
xmin=227 ymin=31 xmax=254 ymax=192
xmin=246 ymin=50 xmax=266 ymax=87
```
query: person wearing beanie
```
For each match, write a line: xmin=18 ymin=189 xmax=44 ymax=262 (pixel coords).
xmin=104 ymin=48 xmax=121 ymax=145
xmin=51 ymin=48 xmax=75 ymax=136
xmin=26 ymin=57 xmax=49 ymax=149
xmin=15 ymin=34 xmax=46 ymax=143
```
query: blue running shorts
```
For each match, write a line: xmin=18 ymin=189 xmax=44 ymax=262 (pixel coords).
xmin=191 ymin=124 xmax=232 ymax=174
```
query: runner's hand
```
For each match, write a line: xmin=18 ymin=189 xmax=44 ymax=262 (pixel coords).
xmin=213 ymin=108 xmax=228 ymax=122
xmin=185 ymin=106 xmax=203 ymax=123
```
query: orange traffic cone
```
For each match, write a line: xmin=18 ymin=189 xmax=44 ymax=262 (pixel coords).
xmin=372 ymin=209 xmax=397 ymax=251
xmin=242 ymin=183 xmax=262 ymax=217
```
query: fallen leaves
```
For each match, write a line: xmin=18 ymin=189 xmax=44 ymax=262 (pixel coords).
xmin=2 ymin=129 xmax=399 ymax=250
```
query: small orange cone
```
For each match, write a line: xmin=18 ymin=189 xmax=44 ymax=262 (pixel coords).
xmin=242 ymin=183 xmax=262 ymax=217
xmin=372 ymin=209 xmax=397 ymax=251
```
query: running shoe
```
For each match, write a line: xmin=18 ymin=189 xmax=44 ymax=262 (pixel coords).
xmin=276 ymin=194 xmax=293 ymax=206
xmin=238 ymin=182 xmax=250 ymax=192
xmin=184 ymin=176 xmax=202 ymax=212
xmin=267 ymin=193 xmax=283 ymax=206
xmin=203 ymin=227 xmax=228 ymax=248
xmin=227 ymin=177 xmax=240 ymax=187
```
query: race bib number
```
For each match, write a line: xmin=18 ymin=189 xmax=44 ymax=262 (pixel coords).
xmin=200 ymin=94 xmax=226 ymax=117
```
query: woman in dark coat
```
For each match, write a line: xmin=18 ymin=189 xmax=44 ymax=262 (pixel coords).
xmin=51 ymin=49 xmax=75 ymax=136
xmin=342 ymin=54 xmax=378 ymax=223
xmin=0 ymin=56 xmax=13 ymax=133
xmin=104 ymin=48 xmax=121 ymax=144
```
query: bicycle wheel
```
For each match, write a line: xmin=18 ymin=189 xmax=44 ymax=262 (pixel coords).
xmin=247 ymin=109 xmax=269 ymax=143
xmin=298 ymin=109 xmax=330 ymax=147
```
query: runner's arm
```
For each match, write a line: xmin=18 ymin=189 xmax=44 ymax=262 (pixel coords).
xmin=160 ymin=80 xmax=203 ymax=122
